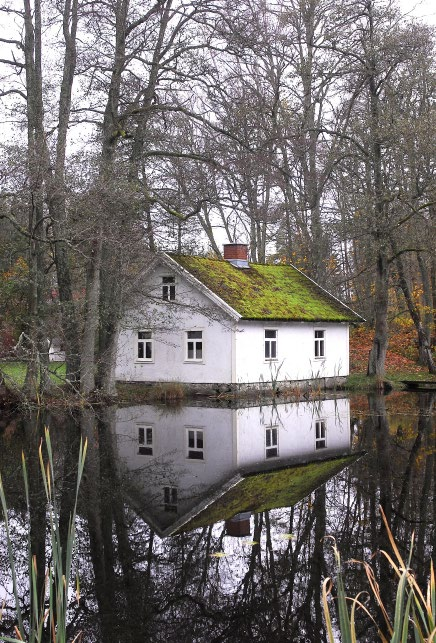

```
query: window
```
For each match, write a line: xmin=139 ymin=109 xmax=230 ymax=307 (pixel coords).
xmin=265 ymin=425 xmax=278 ymax=458
xmin=265 ymin=329 xmax=277 ymax=360
xmin=315 ymin=420 xmax=326 ymax=449
xmin=138 ymin=426 xmax=153 ymax=455
xmin=137 ymin=331 xmax=153 ymax=361
xmin=163 ymin=486 xmax=178 ymax=513
xmin=162 ymin=276 xmax=176 ymax=301
xmin=314 ymin=329 xmax=325 ymax=358
xmin=187 ymin=428 xmax=204 ymax=459
xmin=186 ymin=331 xmax=203 ymax=361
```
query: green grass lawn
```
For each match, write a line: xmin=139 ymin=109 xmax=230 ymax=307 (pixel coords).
xmin=0 ymin=361 xmax=66 ymax=388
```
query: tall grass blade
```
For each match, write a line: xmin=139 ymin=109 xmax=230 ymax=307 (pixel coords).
xmin=332 ymin=543 xmax=352 ymax=643
xmin=322 ymin=577 xmax=335 ymax=643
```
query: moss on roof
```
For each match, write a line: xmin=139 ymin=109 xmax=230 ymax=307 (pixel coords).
xmin=177 ymin=454 xmax=358 ymax=533
xmin=169 ymin=254 xmax=362 ymax=322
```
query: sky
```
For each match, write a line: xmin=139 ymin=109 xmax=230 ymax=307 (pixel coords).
xmin=400 ymin=0 xmax=436 ymax=24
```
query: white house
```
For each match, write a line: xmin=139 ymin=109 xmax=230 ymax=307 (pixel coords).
xmin=115 ymin=244 xmax=363 ymax=388
xmin=114 ymin=398 xmax=355 ymax=536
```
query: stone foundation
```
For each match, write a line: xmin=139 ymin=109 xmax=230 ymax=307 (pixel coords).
xmin=118 ymin=376 xmax=347 ymax=398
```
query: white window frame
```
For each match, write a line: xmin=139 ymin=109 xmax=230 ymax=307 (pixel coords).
xmin=185 ymin=330 xmax=203 ymax=362
xmin=315 ymin=419 xmax=327 ymax=449
xmin=163 ymin=486 xmax=178 ymax=513
xmin=264 ymin=329 xmax=278 ymax=361
xmin=265 ymin=425 xmax=279 ymax=459
xmin=314 ymin=329 xmax=325 ymax=359
xmin=137 ymin=425 xmax=153 ymax=456
xmin=186 ymin=427 xmax=204 ymax=460
xmin=162 ymin=275 xmax=176 ymax=301
xmin=136 ymin=330 xmax=154 ymax=362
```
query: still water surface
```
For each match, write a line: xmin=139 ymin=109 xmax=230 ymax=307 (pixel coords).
xmin=0 ymin=392 xmax=434 ymax=642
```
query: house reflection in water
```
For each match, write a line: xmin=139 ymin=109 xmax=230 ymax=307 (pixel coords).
xmin=115 ymin=398 xmax=356 ymax=537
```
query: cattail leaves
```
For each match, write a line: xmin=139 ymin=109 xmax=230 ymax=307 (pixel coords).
xmin=322 ymin=506 xmax=436 ymax=642
xmin=0 ymin=429 xmax=87 ymax=642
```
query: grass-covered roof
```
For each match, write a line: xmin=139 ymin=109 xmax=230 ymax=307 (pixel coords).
xmin=177 ymin=454 xmax=359 ymax=533
xmin=169 ymin=254 xmax=362 ymax=322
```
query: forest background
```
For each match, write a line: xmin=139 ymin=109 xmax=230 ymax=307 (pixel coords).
xmin=0 ymin=0 xmax=435 ymax=398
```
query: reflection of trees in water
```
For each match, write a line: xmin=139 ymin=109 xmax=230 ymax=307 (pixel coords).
xmin=0 ymin=394 xmax=434 ymax=642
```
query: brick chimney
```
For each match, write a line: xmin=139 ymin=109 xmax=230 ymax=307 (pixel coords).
xmin=225 ymin=512 xmax=251 ymax=537
xmin=223 ymin=243 xmax=249 ymax=268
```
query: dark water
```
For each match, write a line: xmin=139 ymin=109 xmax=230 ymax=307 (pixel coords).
xmin=0 ymin=392 xmax=434 ymax=642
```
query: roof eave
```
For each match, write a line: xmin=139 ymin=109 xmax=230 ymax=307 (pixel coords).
xmin=240 ymin=317 xmax=361 ymax=323
xmin=287 ymin=263 xmax=366 ymax=323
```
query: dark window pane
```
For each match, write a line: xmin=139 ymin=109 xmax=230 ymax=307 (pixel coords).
xmin=146 ymin=428 xmax=153 ymax=444
xmin=187 ymin=342 xmax=194 ymax=359
xmin=266 ymin=448 xmax=278 ymax=458
xmin=265 ymin=342 xmax=270 ymax=358
xmin=138 ymin=446 xmax=153 ymax=455
xmin=196 ymin=432 xmax=203 ymax=448
xmin=265 ymin=330 xmax=277 ymax=338
xmin=188 ymin=450 xmax=204 ymax=460
xmin=188 ymin=430 xmax=194 ymax=448
xmin=145 ymin=343 xmax=152 ymax=359
xmin=138 ymin=344 xmax=144 ymax=359
xmin=271 ymin=343 xmax=277 ymax=359
xmin=196 ymin=343 xmax=202 ymax=359
xmin=138 ymin=427 xmax=145 ymax=444
xmin=188 ymin=331 xmax=202 ymax=339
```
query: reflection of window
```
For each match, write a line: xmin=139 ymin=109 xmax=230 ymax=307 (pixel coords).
xmin=162 ymin=276 xmax=176 ymax=301
xmin=138 ymin=426 xmax=153 ymax=455
xmin=187 ymin=428 xmax=204 ymax=459
xmin=265 ymin=425 xmax=278 ymax=458
xmin=163 ymin=486 xmax=178 ymax=513
xmin=137 ymin=331 xmax=153 ymax=361
xmin=186 ymin=331 xmax=203 ymax=361
xmin=314 ymin=330 xmax=325 ymax=358
xmin=265 ymin=329 xmax=277 ymax=360
xmin=315 ymin=420 xmax=326 ymax=449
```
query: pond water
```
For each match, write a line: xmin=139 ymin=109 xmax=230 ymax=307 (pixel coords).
xmin=0 ymin=392 xmax=434 ymax=642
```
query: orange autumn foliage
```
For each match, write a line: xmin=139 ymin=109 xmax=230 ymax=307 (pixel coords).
xmin=350 ymin=324 xmax=428 ymax=374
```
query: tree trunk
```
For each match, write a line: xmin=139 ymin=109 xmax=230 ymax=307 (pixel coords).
xmin=48 ymin=0 xmax=81 ymax=387
xmin=366 ymin=1 xmax=389 ymax=379
xmin=80 ymin=238 xmax=102 ymax=394
xmin=22 ymin=0 xmax=48 ymax=399
xmin=367 ymin=250 xmax=389 ymax=377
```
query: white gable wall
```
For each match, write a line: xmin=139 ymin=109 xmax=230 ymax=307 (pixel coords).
xmin=115 ymin=264 xmax=235 ymax=384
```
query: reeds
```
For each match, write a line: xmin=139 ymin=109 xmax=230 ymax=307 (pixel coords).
xmin=323 ymin=507 xmax=436 ymax=642
xmin=0 ymin=429 xmax=87 ymax=642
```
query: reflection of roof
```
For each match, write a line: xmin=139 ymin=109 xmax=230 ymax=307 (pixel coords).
xmin=167 ymin=254 xmax=363 ymax=322
xmin=176 ymin=453 xmax=361 ymax=534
